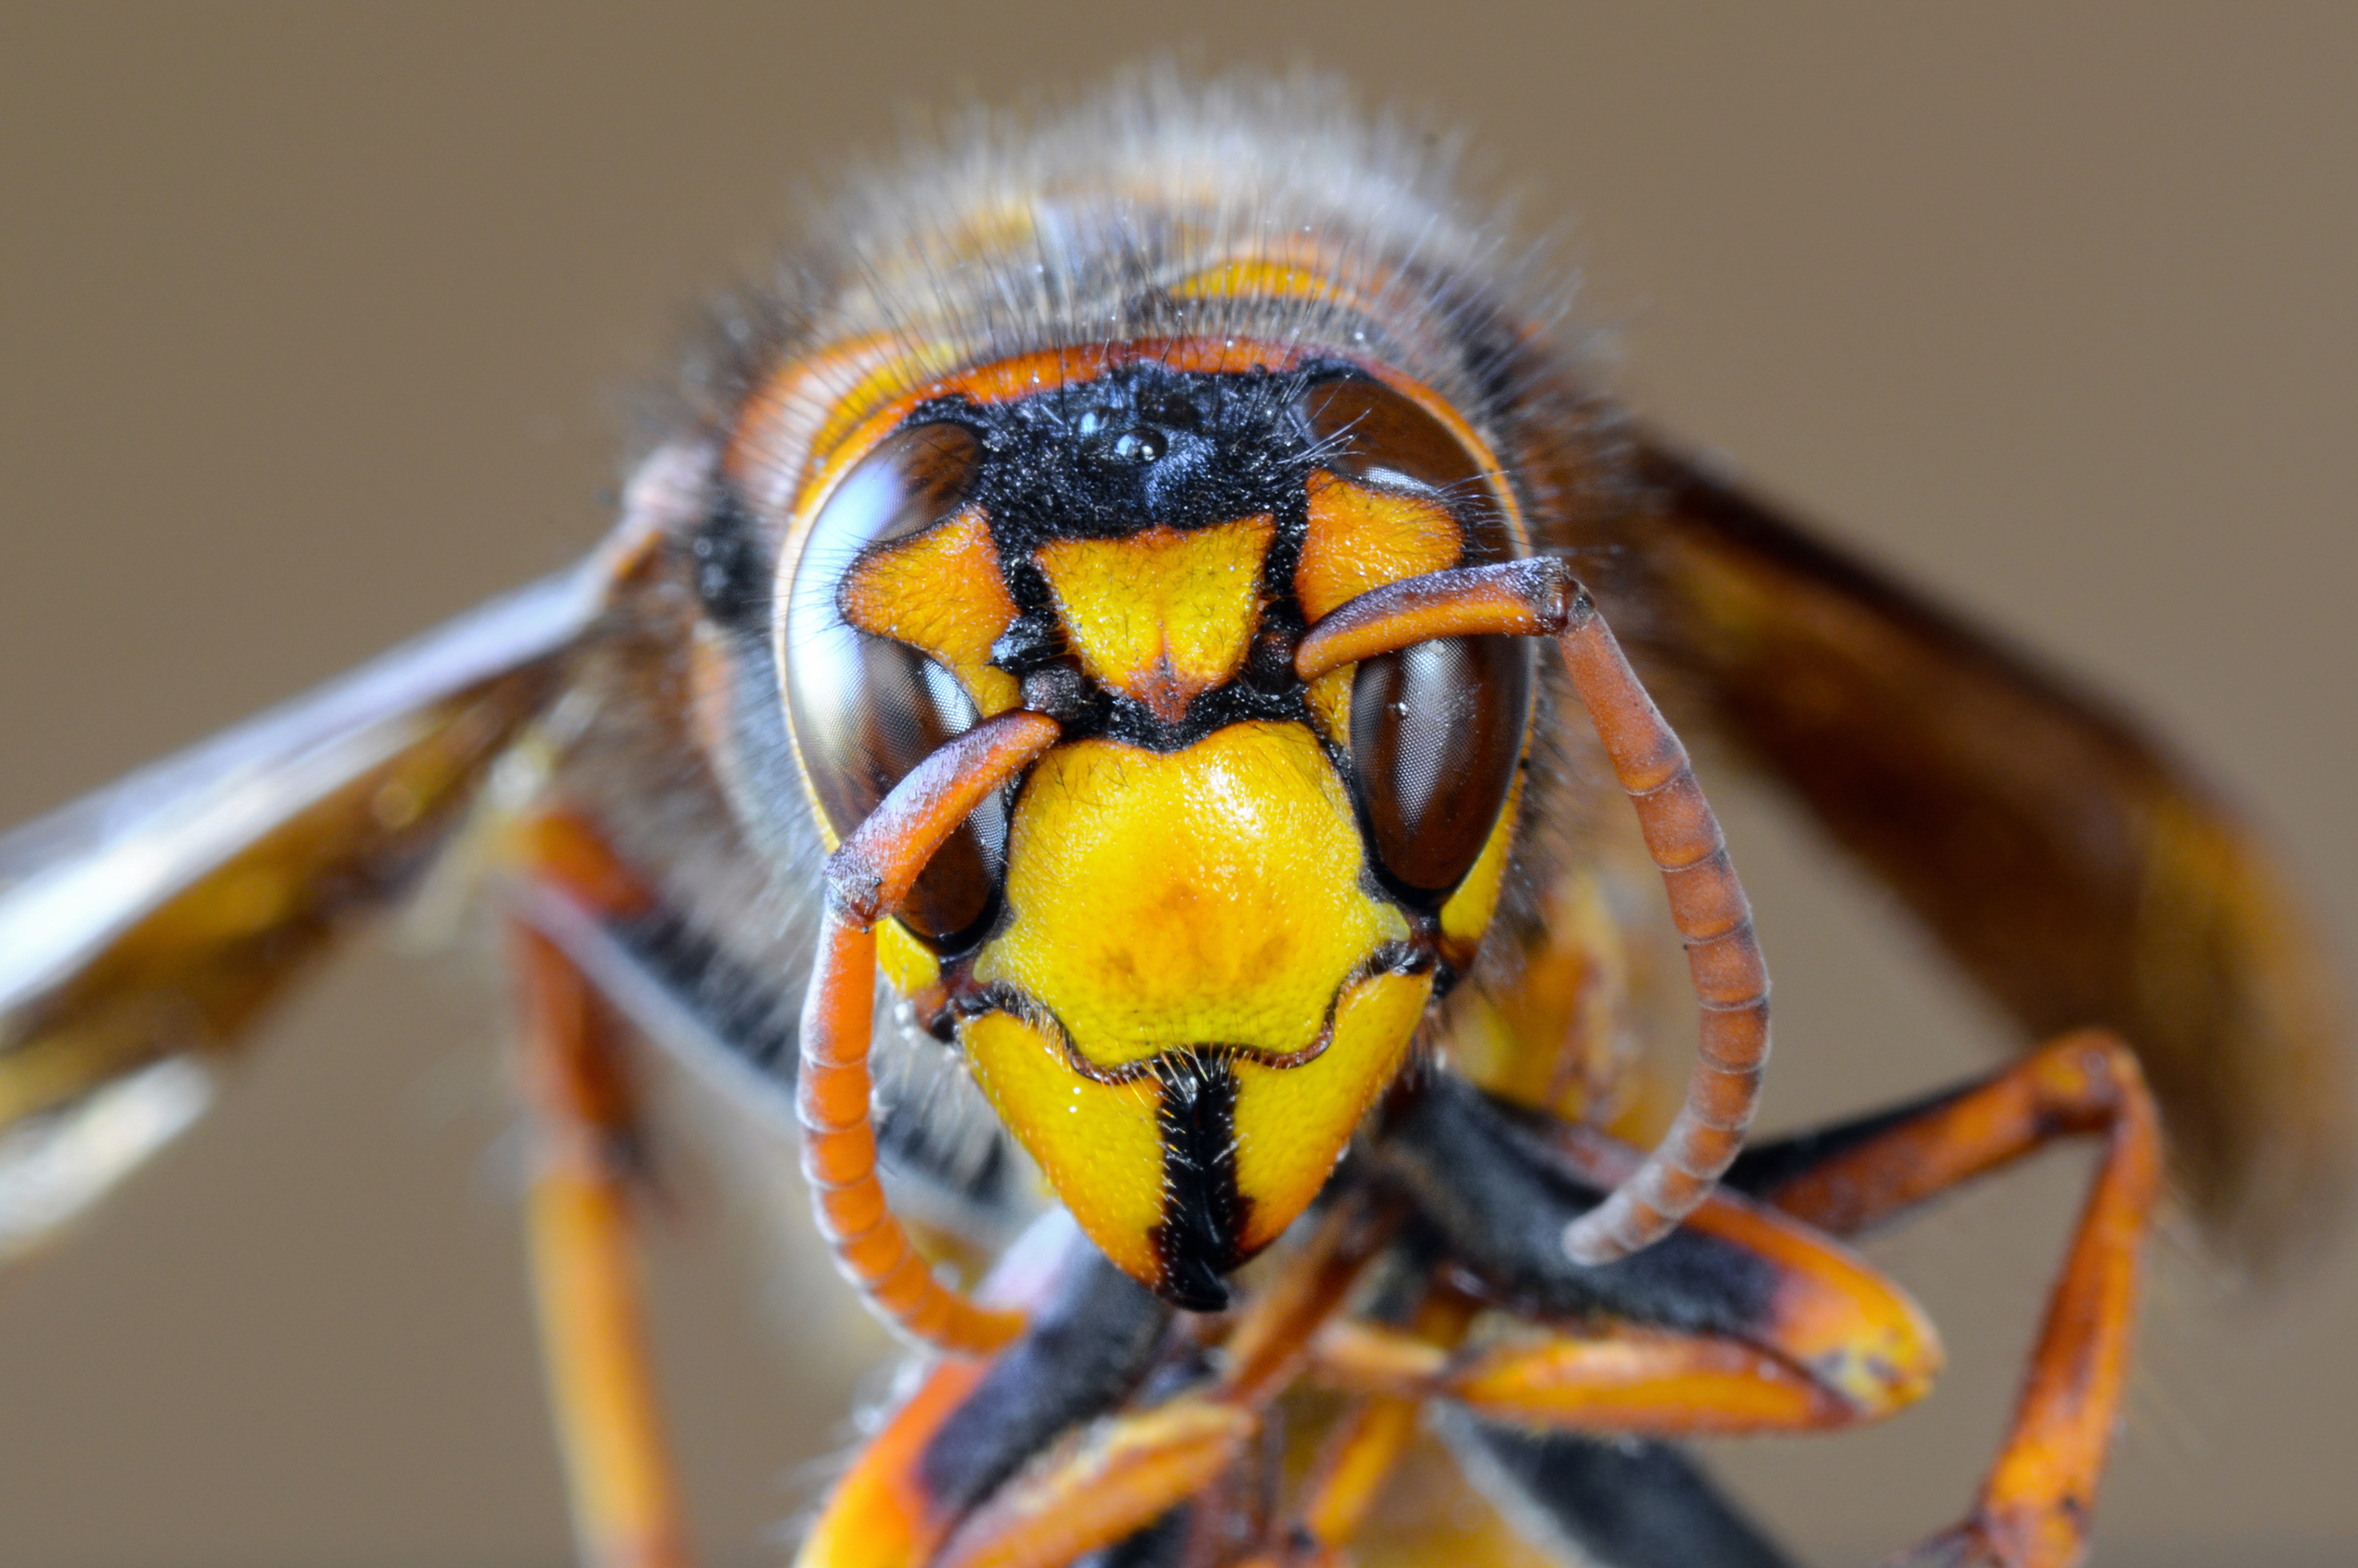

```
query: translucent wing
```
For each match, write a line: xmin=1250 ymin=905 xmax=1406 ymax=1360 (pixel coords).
xmin=1607 ymin=437 xmax=2349 ymax=1267
xmin=0 ymin=477 xmax=678 ymax=1264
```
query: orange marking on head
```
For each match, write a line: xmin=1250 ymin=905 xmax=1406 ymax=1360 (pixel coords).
xmin=728 ymin=332 xmax=953 ymax=514
xmin=1035 ymin=517 xmax=1276 ymax=722
xmin=800 ymin=347 xmax=965 ymax=495
xmin=1165 ymin=242 xmax=1408 ymax=324
xmin=1319 ymin=368 xmax=1533 ymax=560
xmin=1296 ymin=471 xmax=1465 ymax=622
xmin=936 ymin=339 xmax=1309 ymax=403
xmin=1172 ymin=260 xmax=1353 ymax=306
xmin=838 ymin=506 xmax=1023 ymax=713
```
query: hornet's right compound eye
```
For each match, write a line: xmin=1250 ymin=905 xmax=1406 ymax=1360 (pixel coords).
xmin=780 ymin=421 xmax=1006 ymax=949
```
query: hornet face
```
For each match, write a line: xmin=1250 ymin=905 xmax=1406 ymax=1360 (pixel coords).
xmin=774 ymin=343 xmax=1533 ymax=1307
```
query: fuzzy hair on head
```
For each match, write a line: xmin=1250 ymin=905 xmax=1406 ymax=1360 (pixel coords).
xmin=691 ymin=66 xmax=1585 ymax=452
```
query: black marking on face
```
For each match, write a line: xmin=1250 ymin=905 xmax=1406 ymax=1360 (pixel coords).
xmin=1148 ymin=1051 xmax=1250 ymax=1311
xmin=917 ymin=362 xmax=1325 ymax=553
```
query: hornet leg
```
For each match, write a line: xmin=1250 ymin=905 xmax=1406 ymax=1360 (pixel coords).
xmin=512 ymin=913 xmax=693 ymax=1568
xmin=1732 ymin=1030 xmax=2164 ymax=1568
xmin=1353 ymin=1073 xmax=1942 ymax=1431
xmin=801 ymin=1197 xmax=1390 ymax=1568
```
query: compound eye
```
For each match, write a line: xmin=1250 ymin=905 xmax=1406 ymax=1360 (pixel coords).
xmin=780 ymin=422 xmax=1003 ymax=948
xmin=1302 ymin=376 xmax=1530 ymax=898
xmin=1351 ymin=634 xmax=1532 ymax=900
xmin=1298 ymin=376 xmax=1515 ymax=563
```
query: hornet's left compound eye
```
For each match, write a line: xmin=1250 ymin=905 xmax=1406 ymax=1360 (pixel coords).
xmin=1298 ymin=376 xmax=1533 ymax=902
xmin=780 ymin=422 xmax=1005 ymax=948
xmin=1350 ymin=634 xmax=1531 ymax=898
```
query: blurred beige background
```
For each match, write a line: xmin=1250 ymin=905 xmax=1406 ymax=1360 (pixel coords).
xmin=2 ymin=6 xmax=2353 ymax=1566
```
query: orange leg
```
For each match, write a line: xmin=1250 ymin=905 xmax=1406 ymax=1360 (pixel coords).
xmin=1257 ymin=1289 xmax=1481 ymax=1568
xmin=1364 ymin=1071 xmax=1945 ymax=1430
xmin=794 ymin=1029 xmax=2158 ymax=1568
xmin=927 ymin=1400 xmax=1258 ymax=1568
xmin=1496 ymin=1030 xmax=2162 ymax=1566
xmin=513 ymin=917 xmax=694 ymax=1568
xmin=1313 ymin=1319 xmax=1879 ymax=1437
xmin=1740 ymin=1030 xmax=2164 ymax=1568
xmin=800 ymin=1197 xmax=1390 ymax=1568
xmin=928 ymin=1199 xmax=1386 ymax=1568
xmin=1308 ymin=1172 xmax=1942 ymax=1437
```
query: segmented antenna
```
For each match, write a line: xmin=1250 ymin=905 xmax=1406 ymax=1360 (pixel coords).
xmin=1297 ymin=556 xmax=1771 ymax=1265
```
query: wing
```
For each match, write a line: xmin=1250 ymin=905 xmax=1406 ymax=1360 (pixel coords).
xmin=0 ymin=455 xmax=691 ymax=1265
xmin=1603 ymin=436 xmax=2349 ymax=1267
